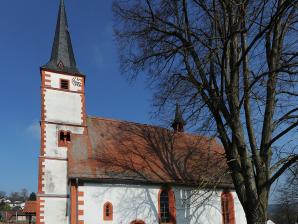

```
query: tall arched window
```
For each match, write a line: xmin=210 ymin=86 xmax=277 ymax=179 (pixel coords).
xmin=160 ymin=190 xmax=170 ymax=222
xmin=158 ymin=189 xmax=176 ymax=224
xmin=221 ymin=191 xmax=235 ymax=224
xmin=103 ymin=202 xmax=113 ymax=221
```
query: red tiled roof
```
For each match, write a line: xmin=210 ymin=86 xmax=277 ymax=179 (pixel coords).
xmin=23 ymin=201 xmax=37 ymax=214
xmin=68 ymin=116 xmax=233 ymax=187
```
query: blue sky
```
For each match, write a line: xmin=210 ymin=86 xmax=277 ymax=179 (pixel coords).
xmin=0 ymin=0 xmax=152 ymax=193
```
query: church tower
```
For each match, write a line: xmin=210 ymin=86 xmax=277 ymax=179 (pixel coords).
xmin=37 ymin=0 xmax=86 ymax=223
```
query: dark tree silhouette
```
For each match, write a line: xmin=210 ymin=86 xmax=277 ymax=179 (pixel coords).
xmin=29 ymin=192 xmax=37 ymax=201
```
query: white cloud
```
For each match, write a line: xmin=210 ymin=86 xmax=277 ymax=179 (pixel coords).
xmin=26 ymin=120 xmax=40 ymax=140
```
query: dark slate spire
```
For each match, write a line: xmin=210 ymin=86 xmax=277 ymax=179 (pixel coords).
xmin=171 ymin=104 xmax=186 ymax=132
xmin=42 ymin=0 xmax=81 ymax=75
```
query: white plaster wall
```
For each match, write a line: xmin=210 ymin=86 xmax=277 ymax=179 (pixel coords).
xmin=43 ymin=160 xmax=68 ymax=195
xmin=44 ymin=123 xmax=84 ymax=158
xmin=175 ymin=188 xmax=222 ymax=223
xmin=44 ymin=89 xmax=83 ymax=125
xmin=43 ymin=197 xmax=69 ymax=224
xmin=45 ymin=71 xmax=83 ymax=92
xmin=79 ymin=184 xmax=160 ymax=224
xmin=233 ymin=191 xmax=247 ymax=224
xmin=176 ymin=189 xmax=246 ymax=224
xmin=41 ymin=71 xmax=84 ymax=224
xmin=79 ymin=183 xmax=247 ymax=224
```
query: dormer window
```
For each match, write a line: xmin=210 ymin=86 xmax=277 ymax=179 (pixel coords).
xmin=60 ymin=79 xmax=69 ymax=90
xmin=57 ymin=61 xmax=64 ymax=69
xmin=58 ymin=130 xmax=71 ymax=147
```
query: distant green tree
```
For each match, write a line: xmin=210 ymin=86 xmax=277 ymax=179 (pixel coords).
xmin=0 ymin=202 xmax=11 ymax=211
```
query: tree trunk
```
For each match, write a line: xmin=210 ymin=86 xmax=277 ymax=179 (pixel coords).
xmin=245 ymin=203 xmax=268 ymax=224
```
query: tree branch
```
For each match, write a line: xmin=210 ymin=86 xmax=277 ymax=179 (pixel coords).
xmin=268 ymin=154 xmax=298 ymax=187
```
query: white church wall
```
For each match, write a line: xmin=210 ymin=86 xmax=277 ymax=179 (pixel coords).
xmin=232 ymin=191 xmax=247 ymax=224
xmin=78 ymin=183 xmax=247 ymax=224
xmin=43 ymin=160 xmax=68 ymax=195
xmin=38 ymin=93 xmax=84 ymax=224
xmin=175 ymin=188 xmax=222 ymax=223
xmin=78 ymin=183 xmax=160 ymax=224
xmin=175 ymin=189 xmax=246 ymax=224
xmin=42 ymin=197 xmax=69 ymax=224
xmin=39 ymin=69 xmax=85 ymax=224
xmin=44 ymin=89 xmax=83 ymax=125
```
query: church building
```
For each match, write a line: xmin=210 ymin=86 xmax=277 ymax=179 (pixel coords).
xmin=36 ymin=0 xmax=247 ymax=223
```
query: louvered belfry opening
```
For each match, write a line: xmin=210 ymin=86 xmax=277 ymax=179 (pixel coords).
xmin=60 ymin=79 xmax=69 ymax=90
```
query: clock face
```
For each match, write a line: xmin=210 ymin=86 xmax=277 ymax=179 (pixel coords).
xmin=72 ymin=77 xmax=82 ymax=87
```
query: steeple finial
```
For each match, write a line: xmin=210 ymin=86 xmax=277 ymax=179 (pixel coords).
xmin=171 ymin=104 xmax=186 ymax=132
xmin=42 ymin=0 xmax=81 ymax=75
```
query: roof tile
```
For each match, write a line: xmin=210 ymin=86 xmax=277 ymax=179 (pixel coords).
xmin=23 ymin=201 xmax=37 ymax=214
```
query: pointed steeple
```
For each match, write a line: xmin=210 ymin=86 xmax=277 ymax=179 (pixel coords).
xmin=42 ymin=0 xmax=81 ymax=75
xmin=171 ymin=104 xmax=186 ymax=132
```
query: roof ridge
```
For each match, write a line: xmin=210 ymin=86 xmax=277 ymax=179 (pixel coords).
xmin=86 ymin=115 xmax=215 ymax=140
xmin=87 ymin=115 xmax=162 ymax=128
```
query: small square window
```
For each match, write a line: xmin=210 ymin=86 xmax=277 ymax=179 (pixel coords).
xmin=60 ymin=79 xmax=69 ymax=90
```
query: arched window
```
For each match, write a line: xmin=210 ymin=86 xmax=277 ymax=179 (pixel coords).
xmin=131 ymin=220 xmax=145 ymax=224
xmin=160 ymin=190 xmax=170 ymax=222
xmin=66 ymin=132 xmax=71 ymax=142
xmin=221 ymin=191 xmax=235 ymax=224
xmin=59 ymin=131 xmax=65 ymax=142
xmin=158 ymin=189 xmax=176 ymax=224
xmin=103 ymin=202 xmax=113 ymax=221
xmin=58 ymin=130 xmax=71 ymax=147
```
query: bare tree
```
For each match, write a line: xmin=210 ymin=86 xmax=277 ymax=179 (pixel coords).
xmin=271 ymin=166 xmax=298 ymax=224
xmin=113 ymin=0 xmax=298 ymax=223
xmin=20 ymin=188 xmax=29 ymax=202
xmin=9 ymin=192 xmax=21 ymax=203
